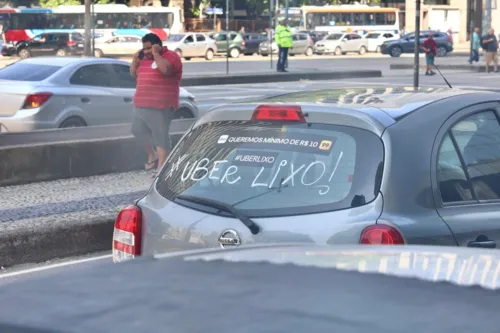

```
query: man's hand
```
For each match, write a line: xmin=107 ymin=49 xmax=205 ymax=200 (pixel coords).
xmin=152 ymin=44 xmax=162 ymax=55
xmin=132 ymin=50 xmax=141 ymax=64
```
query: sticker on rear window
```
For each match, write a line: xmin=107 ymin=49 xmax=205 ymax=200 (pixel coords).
xmin=232 ymin=150 xmax=278 ymax=168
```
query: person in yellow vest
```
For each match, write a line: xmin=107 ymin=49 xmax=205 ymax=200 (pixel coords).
xmin=275 ymin=19 xmax=293 ymax=72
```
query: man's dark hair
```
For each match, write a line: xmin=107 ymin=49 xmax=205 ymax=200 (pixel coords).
xmin=142 ymin=33 xmax=162 ymax=46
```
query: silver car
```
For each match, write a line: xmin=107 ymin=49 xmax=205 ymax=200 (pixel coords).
xmin=112 ymin=86 xmax=500 ymax=262
xmin=165 ymin=33 xmax=217 ymax=61
xmin=314 ymin=33 xmax=367 ymax=55
xmin=94 ymin=35 xmax=143 ymax=58
xmin=259 ymin=33 xmax=314 ymax=56
xmin=0 ymin=57 xmax=199 ymax=133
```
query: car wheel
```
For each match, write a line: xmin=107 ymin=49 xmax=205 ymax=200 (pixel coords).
xmin=437 ymin=46 xmax=448 ymax=57
xmin=175 ymin=108 xmax=194 ymax=119
xmin=175 ymin=49 xmax=182 ymax=58
xmin=358 ymin=46 xmax=366 ymax=55
xmin=376 ymin=45 xmax=381 ymax=53
xmin=229 ymin=47 xmax=240 ymax=58
xmin=390 ymin=46 xmax=402 ymax=57
xmin=334 ymin=47 xmax=342 ymax=56
xmin=56 ymin=49 xmax=67 ymax=57
xmin=305 ymin=46 xmax=313 ymax=56
xmin=261 ymin=53 xmax=268 ymax=57
xmin=184 ymin=57 xmax=192 ymax=61
xmin=94 ymin=49 xmax=104 ymax=58
xmin=18 ymin=48 xmax=31 ymax=59
xmin=205 ymin=48 xmax=214 ymax=60
xmin=60 ymin=117 xmax=86 ymax=128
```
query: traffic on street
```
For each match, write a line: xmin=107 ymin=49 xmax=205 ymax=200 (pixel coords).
xmin=1 ymin=1 xmax=500 ymax=331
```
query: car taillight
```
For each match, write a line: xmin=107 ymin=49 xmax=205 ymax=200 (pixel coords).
xmin=242 ymin=40 xmax=246 ymax=46
xmin=359 ymin=224 xmax=405 ymax=245
xmin=113 ymin=205 xmax=142 ymax=262
xmin=66 ymin=40 xmax=77 ymax=46
xmin=21 ymin=93 xmax=52 ymax=109
xmin=447 ymin=36 xmax=453 ymax=43
xmin=252 ymin=104 xmax=306 ymax=122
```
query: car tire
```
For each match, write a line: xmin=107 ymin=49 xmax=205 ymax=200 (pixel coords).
xmin=229 ymin=47 xmax=240 ymax=58
xmin=261 ymin=53 xmax=268 ymax=57
xmin=205 ymin=48 xmax=214 ymax=60
xmin=175 ymin=49 xmax=182 ymax=58
xmin=376 ymin=45 xmax=381 ymax=53
xmin=184 ymin=57 xmax=192 ymax=61
xmin=94 ymin=49 xmax=104 ymax=58
xmin=305 ymin=46 xmax=313 ymax=56
xmin=390 ymin=46 xmax=402 ymax=57
xmin=334 ymin=47 xmax=342 ymax=56
xmin=175 ymin=108 xmax=194 ymax=119
xmin=18 ymin=48 xmax=31 ymax=59
xmin=437 ymin=46 xmax=448 ymax=57
xmin=56 ymin=49 xmax=67 ymax=57
xmin=60 ymin=116 xmax=86 ymax=128
xmin=358 ymin=46 xmax=366 ymax=55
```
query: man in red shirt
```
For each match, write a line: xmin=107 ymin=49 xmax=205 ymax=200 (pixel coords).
xmin=130 ymin=33 xmax=183 ymax=176
xmin=422 ymin=33 xmax=437 ymax=76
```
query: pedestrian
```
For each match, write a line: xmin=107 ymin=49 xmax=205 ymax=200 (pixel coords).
xmin=400 ymin=26 xmax=408 ymax=37
xmin=422 ymin=33 xmax=437 ymax=76
xmin=483 ymin=28 xmax=498 ymax=73
xmin=469 ymin=27 xmax=480 ymax=64
xmin=130 ymin=33 xmax=183 ymax=177
xmin=239 ymin=26 xmax=245 ymax=33
xmin=0 ymin=24 xmax=5 ymax=58
xmin=275 ymin=18 xmax=292 ymax=72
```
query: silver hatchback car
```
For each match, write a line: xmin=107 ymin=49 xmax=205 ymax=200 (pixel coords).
xmin=113 ymin=87 xmax=500 ymax=262
xmin=0 ymin=57 xmax=198 ymax=133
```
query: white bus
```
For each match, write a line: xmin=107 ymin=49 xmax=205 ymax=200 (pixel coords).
xmin=1 ymin=4 xmax=184 ymax=42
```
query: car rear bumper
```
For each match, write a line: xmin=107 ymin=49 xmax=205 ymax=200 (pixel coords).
xmin=0 ymin=108 xmax=58 ymax=133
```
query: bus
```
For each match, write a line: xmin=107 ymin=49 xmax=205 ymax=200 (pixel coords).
xmin=0 ymin=4 xmax=184 ymax=43
xmin=277 ymin=5 xmax=399 ymax=35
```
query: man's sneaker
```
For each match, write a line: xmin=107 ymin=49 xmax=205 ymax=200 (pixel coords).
xmin=425 ymin=71 xmax=430 ymax=76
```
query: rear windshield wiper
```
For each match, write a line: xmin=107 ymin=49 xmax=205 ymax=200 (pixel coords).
xmin=175 ymin=195 xmax=260 ymax=235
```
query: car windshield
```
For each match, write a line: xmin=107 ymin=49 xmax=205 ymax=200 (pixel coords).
xmin=0 ymin=63 xmax=61 ymax=81
xmin=327 ymin=34 xmax=343 ymax=40
xmin=157 ymin=120 xmax=384 ymax=217
xmin=168 ymin=34 xmax=185 ymax=42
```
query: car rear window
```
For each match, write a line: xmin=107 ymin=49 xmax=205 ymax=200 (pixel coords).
xmin=156 ymin=121 xmax=384 ymax=217
xmin=0 ymin=63 xmax=61 ymax=81
xmin=71 ymin=33 xmax=84 ymax=41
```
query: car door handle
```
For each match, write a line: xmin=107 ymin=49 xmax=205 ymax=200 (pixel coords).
xmin=468 ymin=236 xmax=496 ymax=249
xmin=81 ymin=97 xmax=90 ymax=103
xmin=124 ymin=97 xmax=132 ymax=103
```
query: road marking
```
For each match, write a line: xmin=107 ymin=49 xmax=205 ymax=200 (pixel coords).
xmin=0 ymin=254 xmax=112 ymax=278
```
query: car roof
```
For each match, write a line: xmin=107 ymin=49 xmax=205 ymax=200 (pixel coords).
xmin=244 ymin=86 xmax=496 ymax=120
xmin=15 ymin=56 xmax=129 ymax=67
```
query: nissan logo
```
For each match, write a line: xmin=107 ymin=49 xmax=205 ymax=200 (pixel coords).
xmin=218 ymin=229 xmax=241 ymax=248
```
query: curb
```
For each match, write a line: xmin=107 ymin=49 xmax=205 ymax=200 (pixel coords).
xmin=390 ymin=63 xmax=482 ymax=72
xmin=181 ymin=70 xmax=382 ymax=86
xmin=0 ymin=215 xmax=115 ymax=268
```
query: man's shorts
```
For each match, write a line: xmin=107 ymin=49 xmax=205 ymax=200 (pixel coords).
xmin=131 ymin=106 xmax=174 ymax=150
xmin=425 ymin=54 xmax=435 ymax=66
xmin=486 ymin=51 xmax=498 ymax=64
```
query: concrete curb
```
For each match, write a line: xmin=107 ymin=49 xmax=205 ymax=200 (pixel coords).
xmin=181 ymin=70 xmax=382 ymax=86
xmin=0 ymin=215 xmax=115 ymax=268
xmin=390 ymin=63 xmax=483 ymax=72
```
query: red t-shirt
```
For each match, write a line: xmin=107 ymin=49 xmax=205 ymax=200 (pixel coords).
xmin=134 ymin=47 xmax=183 ymax=110
xmin=423 ymin=38 xmax=437 ymax=56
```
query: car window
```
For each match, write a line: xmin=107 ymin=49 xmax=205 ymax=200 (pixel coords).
xmin=196 ymin=34 xmax=206 ymax=42
xmin=350 ymin=34 xmax=361 ymax=40
xmin=168 ymin=34 xmax=185 ymax=42
xmin=110 ymin=64 xmax=135 ymax=88
xmin=71 ymin=33 xmax=83 ymax=41
xmin=383 ymin=33 xmax=393 ymax=38
xmin=0 ymin=63 xmax=61 ymax=81
xmin=327 ymin=34 xmax=342 ymax=40
xmin=366 ymin=33 xmax=380 ymax=39
xmin=452 ymin=111 xmax=500 ymax=201
xmin=185 ymin=35 xmax=194 ymax=43
xmin=69 ymin=64 xmax=112 ymax=87
xmin=299 ymin=34 xmax=308 ymax=40
xmin=124 ymin=36 xmax=140 ymax=43
xmin=292 ymin=35 xmax=299 ymax=41
xmin=156 ymin=121 xmax=384 ymax=217
xmin=216 ymin=34 xmax=227 ymax=41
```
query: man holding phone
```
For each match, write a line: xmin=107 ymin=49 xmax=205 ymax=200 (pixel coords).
xmin=130 ymin=33 xmax=183 ymax=177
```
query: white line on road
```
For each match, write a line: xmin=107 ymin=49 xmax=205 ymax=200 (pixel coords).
xmin=0 ymin=254 xmax=112 ymax=278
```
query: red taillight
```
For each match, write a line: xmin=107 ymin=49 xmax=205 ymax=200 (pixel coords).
xmin=242 ymin=41 xmax=246 ymax=46
xmin=251 ymin=104 xmax=306 ymax=122
xmin=360 ymin=224 xmax=405 ymax=245
xmin=21 ymin=93 xmax=52 ymax=109
xmin=66 ymin=40 xmax=77 ymax=46
xmin=447 ymin=37 xmax=453 ymax=43
xmin=112 ymin=205 xmax=142 ymax=262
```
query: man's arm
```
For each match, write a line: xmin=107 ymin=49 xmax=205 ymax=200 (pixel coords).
xmin=153 ymin=51 xmax=172 ymax=76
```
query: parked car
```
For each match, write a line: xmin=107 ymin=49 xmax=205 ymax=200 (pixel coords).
xmin=301 ymin=30 xmax=328 ymax=44
xmin=380 ymin=30 xmax=453 ymax=57
xmin=94 ymin=35 xmax=142 ymax=58
xmin=241 ymin=32 xmax=268 ymax=55
xmin=1 ymin=42 xmax=16 ymax=57
xmin=112 ymin=86 xmax=500 ymax=261
xmin=16 ymin=32 xmax=84 ymax=58
xmin=314 ymin=33 xmax=367 ymax=55
xmin=259 ymin=32 xmax=314 ymax=56
xmin=209 ymin=31 xmax=246 ymax=58
xmin=0 ymin=57 xmax=199 ymax=133
xmin=165 ymin=33 xmax=217 ymax=60
xmin=363 ymin=31 xmax=398 ymax=52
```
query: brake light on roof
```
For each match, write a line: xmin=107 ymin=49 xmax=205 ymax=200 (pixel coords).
xmin=66 ymin=40 xmax=77 ymax=46
xmin=21 ymin=93 xmax=52 ymax=109
xmin=252 ymin=105 xmax=306 ymax=122
xmin=112 ymin=205 xmax=142 ymax=262
xmin=359 ymin=224 xmax=405 ymax=245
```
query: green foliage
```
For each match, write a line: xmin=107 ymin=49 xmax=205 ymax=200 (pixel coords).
xmin=39 ymin=0 xmax=114 ymax=8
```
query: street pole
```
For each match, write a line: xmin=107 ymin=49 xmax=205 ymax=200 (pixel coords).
xmin=84 ymin=0 xmax=91 ymax=56
xmin=225 ymin=0 xmax=229 ymax=75
xmin=413 ymin=0 xmax=421 ymax=90
xmin=91 ymin=0 xmax=95 ymax=56
xmin=213 ymin=8 xmax=216 ymax=31
xmin=483 ymin=0 xmax=491 ymax=35
xmin=270 ymin=0 xmax=274 ymax=69
xmin=469 ymin=0 xmax=474 ymax=63
xmin=285 ymin=0 xmax=289 ymax=21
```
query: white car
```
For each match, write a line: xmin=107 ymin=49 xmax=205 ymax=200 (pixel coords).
xmin=314 ymin=33 xmax=366 ymax=56
xmin=363 ymin=32 xmax=398 ymax=53
xmin=164 ymin=33 xmax=217 ymax=61
xmin=94 ymin=35 xmax=143 ymax=57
